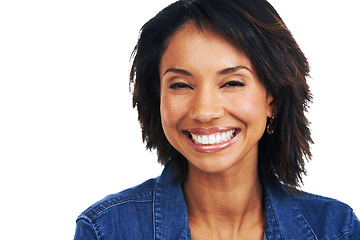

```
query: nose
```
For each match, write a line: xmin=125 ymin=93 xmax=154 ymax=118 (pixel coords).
xmin=189 ymin=88 xmax=224 ymax=123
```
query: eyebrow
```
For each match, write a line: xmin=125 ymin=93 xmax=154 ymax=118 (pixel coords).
xmin=163 ymin=68 xmax=192 ymax=76
xmin=163 ymin=65 xmax=252 ymax=77
xmin=217 ymin=66 xmax=252 ymax=75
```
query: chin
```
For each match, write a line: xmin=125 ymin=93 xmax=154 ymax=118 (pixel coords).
xmin=186 ymin=152 xmax=243 ymax=175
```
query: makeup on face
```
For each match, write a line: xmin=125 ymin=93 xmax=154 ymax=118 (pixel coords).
xmin=181 ymin=127 xmax=240 ymax=153
xmin=159 ymin=24 xmax=274 ymax=173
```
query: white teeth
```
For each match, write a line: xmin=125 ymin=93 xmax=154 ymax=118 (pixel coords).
xmin=202 ymin=135 xmax=209 ymax=144
xmin=190 ymin=129 xmax=236 ymax=145
xmin=221 ymin=132 xmax=226 ymax=141
xmin=215 ymin=134 xmax=221 ymax=143
xmin=209 ymin=135 xmax=216 ymax=144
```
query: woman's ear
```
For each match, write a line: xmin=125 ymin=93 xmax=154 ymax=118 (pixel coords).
xmin=266 ymin=94 xmax=276 ymax=118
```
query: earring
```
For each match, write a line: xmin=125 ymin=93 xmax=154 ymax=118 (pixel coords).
xmin=267 ymin=116 xmax=275 ymax=135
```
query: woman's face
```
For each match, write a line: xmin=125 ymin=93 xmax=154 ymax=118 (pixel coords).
xmin=159 ymin=25 xmax=274 ymax=174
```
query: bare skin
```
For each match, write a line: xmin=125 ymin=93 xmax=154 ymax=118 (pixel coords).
xmin=159 ymin=24 xmax=274 ymax=239
xmin=183 ymin=158 xmax=265 ymax=240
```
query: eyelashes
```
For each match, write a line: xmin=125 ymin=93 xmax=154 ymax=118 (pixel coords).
xmin=169 ymin=82 xmax=194 ymax=90
xmin=169 ymin=80 xmax=245 ymax=90
xmin=220 ymin=80 xmax=245 ymax=88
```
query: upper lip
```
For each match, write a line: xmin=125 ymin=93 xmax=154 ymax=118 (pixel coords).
xmin=183 ymin=126 xmax=238 ymax=135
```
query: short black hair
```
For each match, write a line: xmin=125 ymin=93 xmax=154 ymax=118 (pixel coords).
xmin=130 ymin=0 xmax=312 ymax=189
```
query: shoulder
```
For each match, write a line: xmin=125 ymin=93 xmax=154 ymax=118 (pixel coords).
xmin=293 ymin=190 xmax=360 ymax=238
xmin=77 ymin=177 xmax=157 ymax=223
xmin=265 ymin=183 xmax=360 ymax=239
xmin=75 ymin=178 xmax=158 ymax=239
xmin=293 ymin=190 xmax=353 ymax=215
xmin=293 ymin=191 xmax=353 ymax=223
xmin=74 ymin=166 xmax=191 ymax=239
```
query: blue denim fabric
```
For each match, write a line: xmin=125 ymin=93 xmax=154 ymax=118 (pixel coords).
xmin=74 ymin=165 xmax=360 ymax=239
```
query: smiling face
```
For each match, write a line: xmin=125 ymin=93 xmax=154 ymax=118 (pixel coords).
xmin=159 ymin=25 xmax=275 ymax=174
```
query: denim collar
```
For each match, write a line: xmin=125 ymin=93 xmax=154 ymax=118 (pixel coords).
xmin=153 ymin=166 xmax=318 ymax=240
xmin=154 ymin=166 xmax=191 ymax=240
xmin=264 ymin=183 xmax=318 ymax=239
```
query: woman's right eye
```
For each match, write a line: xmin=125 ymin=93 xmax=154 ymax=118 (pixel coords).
xmin=169 ymin=82 xmax=193 ymax=90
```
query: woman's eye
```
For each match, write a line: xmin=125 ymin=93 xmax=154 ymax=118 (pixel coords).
xmin=169 ymin=82 xmax=193 ymax=90
xmin=221 ymin=80 xmax=245 ymax=88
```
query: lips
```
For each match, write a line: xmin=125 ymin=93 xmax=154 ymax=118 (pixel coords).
xmin=182 ymin=127 xmax=240 ymax=153
xmin=190 ymin=129 xmax=236 ymax=145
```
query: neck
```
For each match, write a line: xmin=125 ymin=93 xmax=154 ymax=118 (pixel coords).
xmin=183 ymin=160 xmax=265 ymax=239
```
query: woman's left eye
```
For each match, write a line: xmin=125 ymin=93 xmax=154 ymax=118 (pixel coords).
xmin=220 ymin=80 xmax=245 ymax=88
xmin=169 ymin=82 xmax=193 ymax=90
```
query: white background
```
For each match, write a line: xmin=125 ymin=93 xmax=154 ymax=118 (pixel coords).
xmin=0 ymin=1 xmax=359 ymax=239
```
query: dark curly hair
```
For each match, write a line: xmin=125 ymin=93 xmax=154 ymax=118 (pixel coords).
xmin=130 ymin=0 xmax=313 ymax=189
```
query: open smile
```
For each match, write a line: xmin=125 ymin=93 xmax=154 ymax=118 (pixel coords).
xmin=182 ymin=127 xmax=241 ymax=153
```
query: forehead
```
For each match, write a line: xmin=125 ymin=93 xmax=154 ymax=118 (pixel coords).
xmin=160 ymin=24 xmax=253 ymax=73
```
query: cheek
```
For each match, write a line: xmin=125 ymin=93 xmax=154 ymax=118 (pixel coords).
xmin=160 ymin=95 xmax=185 ymax=130
xmin=227 ymin=91 xmax=268 ymax=124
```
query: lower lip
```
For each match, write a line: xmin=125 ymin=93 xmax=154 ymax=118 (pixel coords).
xmin=183 ymin=130 xmax=241 ymax=153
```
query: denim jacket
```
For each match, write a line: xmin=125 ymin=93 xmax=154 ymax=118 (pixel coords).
xmin=74 ymin=165 xmax=360 ymax=239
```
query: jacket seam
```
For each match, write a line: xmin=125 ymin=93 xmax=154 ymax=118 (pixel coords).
xmin=296 ymin=207 xmax=318 ymax=239
xmin=334 ymin=232 xmax=349 ymax=240
xmin=77 ymin=216 xmax=102 ymax=240
xmin=85 ymin=197 xmax=154 ymax=221
xmin=153 ymin=181 xmax=158 ymax=240
xmin=265 ymin=193 xmax=285 ymax=239
xmin=340 ymin=209 xmax=355 ymax=240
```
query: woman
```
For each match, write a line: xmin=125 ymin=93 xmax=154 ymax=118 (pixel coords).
xmin=74 ymin=0 xmax=360 ymax=239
